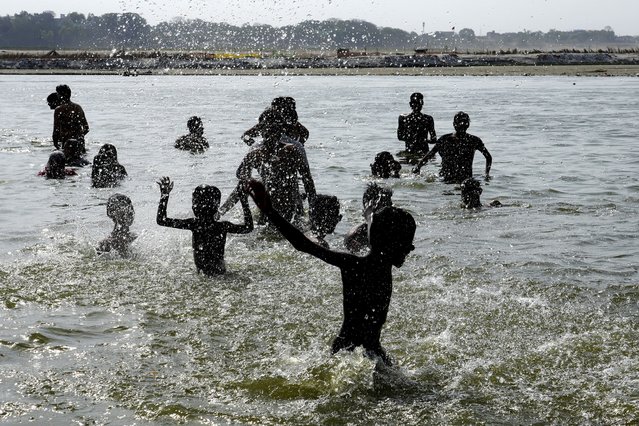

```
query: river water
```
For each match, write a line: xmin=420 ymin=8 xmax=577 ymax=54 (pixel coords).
xmin=1 ymin=74 xmax=638 ymax=424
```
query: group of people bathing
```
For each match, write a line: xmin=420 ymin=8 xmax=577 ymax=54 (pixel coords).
xmin=41 ymin=87 xmax=497 ymax=367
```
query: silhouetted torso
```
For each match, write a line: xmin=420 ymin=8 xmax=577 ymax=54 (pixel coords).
xmin=435 ymin=133 xmax=486 ymax=183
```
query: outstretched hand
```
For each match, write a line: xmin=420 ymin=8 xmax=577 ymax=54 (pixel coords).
xmin=157 ymin=176 xmax=174 ymax=195
xmin=244 ymin=179 xmax=271 ymax=211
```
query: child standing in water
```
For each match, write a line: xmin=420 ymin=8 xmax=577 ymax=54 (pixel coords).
xmin=97 ymin=193 xmax=136 ymax=256
xmin=156 ymin=176 xmax=253 ymax=275
xmin=247 ymin=180 xmax=415 ymax=366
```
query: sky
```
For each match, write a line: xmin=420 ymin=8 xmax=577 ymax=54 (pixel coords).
xmin=2 ymin=0 xmax=638 ymax=36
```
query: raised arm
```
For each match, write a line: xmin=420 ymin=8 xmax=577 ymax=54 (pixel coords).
xmin=156 ymin=176 xmax=192 ymax=229
xmin=224 ymin=186 xmax=254 ymax=234
xmin=247 ymin=180 xmax=350 ymax=268
xmin=412 ymin=144 xmax=439 ymax=174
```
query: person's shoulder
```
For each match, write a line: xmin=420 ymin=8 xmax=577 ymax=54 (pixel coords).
xmin=469 ymin=134 xmax=485 ymax=146
xmin=437 ymin=132 xmax=455 ymax=142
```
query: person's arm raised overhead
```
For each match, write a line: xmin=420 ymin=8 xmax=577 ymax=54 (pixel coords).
xmin=246 ymin=180 xmax=350 ymax=268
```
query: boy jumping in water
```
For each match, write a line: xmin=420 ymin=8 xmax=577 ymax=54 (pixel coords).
xmin=157 ymin=176 xmax=254 ymax=275
xmin=247 ymin=180 xmax=416 ymax=366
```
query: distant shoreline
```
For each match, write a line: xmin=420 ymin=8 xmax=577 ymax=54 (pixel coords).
xmin=1 ymin=64 xmax=638 ymax=77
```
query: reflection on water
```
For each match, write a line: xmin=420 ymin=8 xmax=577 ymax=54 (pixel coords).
xmin=1 ymin=75 xmax=638 ymax=424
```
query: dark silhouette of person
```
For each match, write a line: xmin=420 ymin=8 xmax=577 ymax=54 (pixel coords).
xmin=53 ymin=84 xmax=89 ymax=152
xmin=247 ymin=179 xmax=416 ymax=367
xmin=46 ymin=92 xmax=61 ymax=110
xmin=37 ymin=151 xmax=76 ymax=179
xmin=397 ymin=92 xmax=436 ymax=154
xmin=156 ymin=176 xmax=253 ymax=276
xmin=307 ymin=194 xmax=342 ymax=248
xmin=174 ymin=116 xmax=209 ymax=152
xmin=241 ymin=97 xmax=309 ymax=146
xmin=371 ymin=151 xmax=401 ymax=178
xmin=92 ymin=144 xmax=128 ymax=188
xmin=460 ymin=178 xmax=502 ymax=209
xmin=97 ymin=193 xmax=136 ymax=256
xmin=344 ymin=183 xmax=393 ymax=253
xmin=413 ymin=111 xmax=492 ymax=183
xmin=62 ymin=138 xmax=89 ymax=167
xmin=232 ymin=109 xmax=316 ymax=225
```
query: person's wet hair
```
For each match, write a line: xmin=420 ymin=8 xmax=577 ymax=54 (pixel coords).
xmin=107 ymin=194 xmax=135 ymax=227
xmin=368 ymin=206 xmax=416 ymax=251
xmin=362 ymin=182 xmax=393 ymax=210
xmin=454 ymin=111 xmax=470 ymax=128
xmin=409 ymin=92 xmax=424 ymax=109
xmin=461 ymin=177 xmax=483 ymax=208
xmin=98 ymin=143 xmax=118 ymax=161
xmin=271 ymin=97 xmax=297 ymax=124
xmin=371 ymin=151 xmax=401 ymax=178
xmin=259 ymin=108 xmax=286 ymax=138
xmin=461 ymin=177 xmax=482 ymax=195
xmin=47 ymin=92 xmax=60 ymax=109
xmin=192 ymin=185 xmax=222 ymax=218
xmin=187 ymin=116 xmax=203 ymax=135
xmin=45 ymin=151 xmax=66 ymax=179
xmin=56 ymin=84 xmax=71 ymax=101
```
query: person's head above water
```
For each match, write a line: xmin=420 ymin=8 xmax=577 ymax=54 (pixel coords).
xmin=187 ymin=116 xmax=204 ymax=136
xmin=47 ymin=92 xmax=60 ymax=110
xmin=259 ymin=108 xmax=286 ymax=146
xmin=371 ymin=151 xmax=401 ymax=178
xmin=97 ymin=143 xmax=118 ymax=162
xmin=55 ymin=84 xmax=71 ymax=102
xmin=409 ymin=92 xmax=424 ymax=112
xmin=45 ymin=151 xmax=66 ymax=179
xmin=453 ymin=111 xmax=471 ymax=134
xmin=271 ymin=97 xmax=297 ymax=125
xmin=460 ymin=177 xmax=483 ymax=208
xmin=368 ymin=206 xmax=416 ymax=267
xmin=310 ymin=194 xmax=342 ymax=237
xmin=192 ymin=184 xmax=222 ymax=218
xmin=362 ymin=182 xmax=393 ymax=214
xmin=107 ymin=193 xmax=135 ymax=227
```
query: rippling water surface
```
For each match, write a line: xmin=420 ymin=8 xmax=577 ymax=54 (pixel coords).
xmin=1 ymin=75 xmax=638 ymax=424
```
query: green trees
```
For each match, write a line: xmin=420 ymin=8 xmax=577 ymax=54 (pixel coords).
xmin=0 ymin=11 xmax=634 ymax=52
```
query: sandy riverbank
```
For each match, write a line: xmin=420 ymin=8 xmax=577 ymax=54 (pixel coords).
xmin=1 ymin=64 xmax=638 ymax=77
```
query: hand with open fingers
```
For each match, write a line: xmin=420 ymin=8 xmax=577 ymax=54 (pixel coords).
xmin=157 ymin=176 xmax=174 ymax=195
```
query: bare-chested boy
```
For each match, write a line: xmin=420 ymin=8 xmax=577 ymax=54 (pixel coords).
xmin=397 ymin=92 xmax=436 ymax=154
xmin=413 ymin=111 xmax=492 ymax=184
xmin=156 ymin=177 xmax=253 ymax=275
xmin=53 ymin=84 xmax=89 ymax=152
xmin=247 ymin=179 xmax=415 ymax=366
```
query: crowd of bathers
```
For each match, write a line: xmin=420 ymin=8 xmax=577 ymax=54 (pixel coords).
xmin=40 ymin=85 xmax=499 ymax=366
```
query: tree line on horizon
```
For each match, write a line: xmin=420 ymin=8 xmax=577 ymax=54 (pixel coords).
xmin=1 ymin=11 xmax=637 ymax=52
